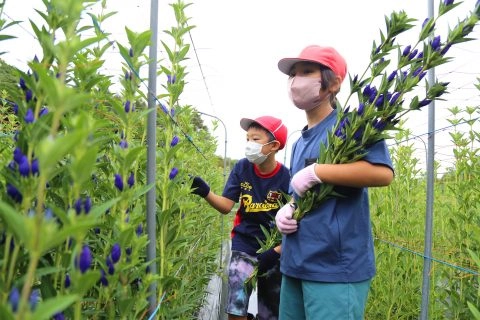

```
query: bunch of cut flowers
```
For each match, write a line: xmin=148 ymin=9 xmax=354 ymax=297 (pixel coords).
xmin=246 ymin=0 xmax=480 ymax=291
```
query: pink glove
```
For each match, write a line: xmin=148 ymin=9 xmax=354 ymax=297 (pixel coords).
xmin=291 ymin=163 xmax=322 ymax=197
xmin=275 ymin=203 xmax=298 ymax=234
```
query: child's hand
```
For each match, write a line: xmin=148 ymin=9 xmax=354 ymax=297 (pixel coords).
xmin=257 ymin=248 xmax=280 ymax=274
xmin=275 ymin=203 xmax=297 ymax=234
xmin=291 ymin=163 xmax=322 ymax=196
xmin=190 ymin=176 xmax=210 ymax=198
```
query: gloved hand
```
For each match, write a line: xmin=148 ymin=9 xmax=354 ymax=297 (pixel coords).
xmin=275 ymin=203 xmax=297 ymax=234
xmin=290 ymin=163 xmax=322 ymax=197
xmin=257 ymin=248 xmax=280 ymax=274
xmin=190 ymin=176 xmax=210 ymax=198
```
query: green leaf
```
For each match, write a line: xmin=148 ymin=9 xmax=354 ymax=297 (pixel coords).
xmin=0 ymin=201 xmax=28 ymax=244
xmin=31 ymin=295 xmax=79 ymax=320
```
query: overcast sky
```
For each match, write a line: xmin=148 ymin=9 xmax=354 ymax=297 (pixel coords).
xmin=3 ymin=0 xmax=480 ymax=168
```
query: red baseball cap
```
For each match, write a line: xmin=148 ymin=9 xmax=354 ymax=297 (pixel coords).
xmin=278 ymin=45 xmax=347 ymax=81
xmin=240 ymin=116 xmax=288 ymax=150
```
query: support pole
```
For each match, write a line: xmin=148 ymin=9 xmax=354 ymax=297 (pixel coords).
xmin=420 ymin=0 xmax=435 ymax=318
xmin=146 ymin=0 xmax=159 ymax=313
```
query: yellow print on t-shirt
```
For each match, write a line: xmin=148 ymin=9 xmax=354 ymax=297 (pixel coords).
xmin=241 ymin=193 xmax=282 ymax=213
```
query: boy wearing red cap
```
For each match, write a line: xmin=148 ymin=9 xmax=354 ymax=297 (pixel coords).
xmin=275 ymin=45 xmax=394 ymax=319
xmin=191 ymin=116 xmax=290 ymax=320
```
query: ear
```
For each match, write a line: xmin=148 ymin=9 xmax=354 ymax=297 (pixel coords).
xmin=271 ymin=140 xmax=281 ymax=151
xmin=329 ymin=76 xmax=343 ymax=94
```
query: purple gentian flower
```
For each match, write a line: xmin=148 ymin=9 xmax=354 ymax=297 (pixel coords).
xmin=418 ymin=99 xmax=432 ymax=108
xmin=444 ymin=0 xmax=454 ymax=5
xmin=160 ymin=102 xmax=169 ymax=114
xmin=111 ymin=243 xmax=121 ymax=263
xmin=18 ymin=156 xmax=30 ymax=177
xmin=53 ymin=312 xmax=65 ymax=320
xmin=431 ymin=36 xmax=441 ymax=51
xmin=100 ymin=269 xmax=108 ymax=286
xmin=9 ymin=287 xmax=20 ymax=312
xmin=170 ymin=136 xmax=179 ymax=147
xmin=119 ymin=139 xmax=128 ymax=149
xmin=402 ymin=45 xmax=411 ymax=57
xmin=129 ymin=48 xmax=134 ymax=57
xmin=136 ymin=223 xmax=143 ymax=237
xmin=13 ymin=148 xmax=24 ymax=163
xmin=169 ymin=167 xmax=179 ymax=180
xmin=440 ymin=43 xmax=452 ymax=55
xmin=74 ymin=198 xmax=83 ymax=215
xmin=31 ymin=158 xmax=39 ymax=175
xmin=39 ymin=107 xmax=48 ymax=117
xmin=84 ymin=196 xmax=92 ymax=214
xmin=65 ymin=274 xmax=71 ymax=288
xmin=19 ymin=77 xmax=27 ymax=90
xmin=128 ymin=172 xmax=135 ymax=188
xmin=114 ymin=174 xmax=124 ymax=191
xmin=389 ymin=92 xmax=401 ymax=105
xmin=24 ymin=108 xmax=34 ymax=123
xmin=387 ymin=70 xmax=397 ymax=82
xmin=106 ymin=256 xmax=115 ymax=275
xmin=167 ymin=74 xmax=176 ymax=84
xmin=13 ymin=103 xmax=19 ymax=114
xmin=7 ymin=183 xmax=23 ymax=203
xmin=124 ymin=100 xmax=131 ymax=113
xmin=357 ymin=103 xmax=365 ymax=116
xmin=408 ymin=49 xmax=418 ymax=60
xmin=78 ymin=245 xmax=92 ymax=273
xmin=29 ymin=289 xmax=40 ymax=310
xmin=25 ymin=90 xmax=33 ymax=103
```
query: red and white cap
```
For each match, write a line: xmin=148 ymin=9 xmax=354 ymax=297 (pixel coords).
xmin=240 ymin=116 xmax=288 ymax=150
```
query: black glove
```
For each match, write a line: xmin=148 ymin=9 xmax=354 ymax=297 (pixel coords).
xmin=190 ymin=176 xmax=210 ymax=198
xmin=257 ymin=248 xmax=280 ymax=274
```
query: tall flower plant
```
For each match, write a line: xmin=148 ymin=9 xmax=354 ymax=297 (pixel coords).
xmin=253 ymin=0 xmax=480 ymax=285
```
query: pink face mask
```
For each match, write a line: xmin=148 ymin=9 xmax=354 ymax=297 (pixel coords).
xmin=288 ymin=76 xmax=324 ymax=111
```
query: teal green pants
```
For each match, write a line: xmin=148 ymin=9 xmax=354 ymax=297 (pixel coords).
xmin=279 ymin=275 xmax=371 ymax=320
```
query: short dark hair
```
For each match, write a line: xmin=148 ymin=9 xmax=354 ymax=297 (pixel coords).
xmin=248 ymin=122 xmax=276 ymax=142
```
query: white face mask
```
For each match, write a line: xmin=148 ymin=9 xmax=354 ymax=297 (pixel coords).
xmin=245 ymin=141 xmax=272 ymax=165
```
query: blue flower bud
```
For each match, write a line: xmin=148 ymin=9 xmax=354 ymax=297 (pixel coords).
xmin=78 ymin=245 xmax=92 ymax=273
xmin=389 ymin=92 xmax=401 ymax=105
xmin=7 ymin=183 xmax=23 ymax=203
xmin=74 ymin=198 xmax=82 ymax=215
xmin=440 ymin=43 xmax=452 ymax=55
xmin=408 ymin=49 xmax=418 ymax=60
xmin=170 ymin=135 xmax=179 ymax=147
xmin=119 ymin=139 xmax=128 ymax=149
xmin=13 ymin=148 xmax=24 ymax=163
xmin=431 ymin=36 xmax=441 ymax=51
xmin=24 ymin=108 xmax=34 ymax=123
xmin=19 ymin=77 xmax=27 ymax=90
xmin=128 ymin=172 xmax=135 ymax=188
xmin=136 ymin=223 xmax=143 ymax=237
xmin=31 ymin=158 xmax=39 ymax=175
xmin=9 ymin=287 xmax=20 ymax=312
xmin=114 ymin=174 xmax=124 ymax=191
xmin=418 ymin=99 xmax=432 ymax=108
xmin=402 ymin=45 xmax=411 ymax=57
xmin=100 ymin=269 xmax=109 ymax=286
xmin=29 ymin=289 xmax=40 ymax=310
xmin=111 ymin=243 xmax=121 ymax=263
xmin=444 ymin=0 xmax=454 ymax=5
xmin=357 ymin=103 xmax=365 ymax=116
xmin=169 ymin=167 xmax=179 ymax=180
xmin=387 ymin=70 xmax=397 ymax=82
xmin=124 ymin=100 xmax=131 ymax=113
xmin=106 ymin=256 xmax=115 ymax=275
xmin=160 ymin=103 xmax=169 ymax=114
xmin=65 ymin=274 xmax=71 ymax=288
xmin=25 ymin=90 xmax=33 ymax=103
xmin=13 ymin=103 xmax=19 ymax=114
xmin=39 ymin=107 xmax=48 ymax=117
xmin=129 ymin=48 xmax=134 ymax=57
xmin=167 ymin=74 xmax=176 ymax=84
xmin=84 ymin=196 xmax=92 ymax=214
xmin=53 ymin=312 xmax=65 ymax=320
xmin=18 ymin=156 xmax=30 ymax=177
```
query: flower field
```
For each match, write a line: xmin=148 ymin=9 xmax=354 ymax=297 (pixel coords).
xmin=0 ymin=0 xmax=479 ymax=319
